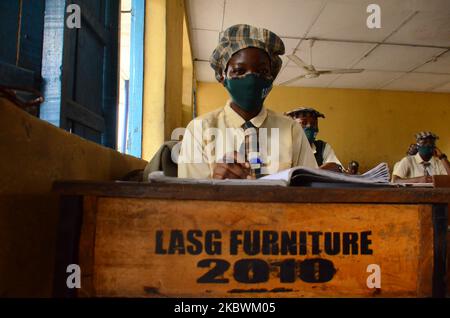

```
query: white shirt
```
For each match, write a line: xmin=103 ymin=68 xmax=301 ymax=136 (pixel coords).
xmin=391 ymin=161 xmax=401 ymax=182
xmin=178 ymin=100 xmax=318 ymax=179
xmin=393 ymin=153 xmax=448 ymax=179
xmin=311 ymin=142 xmax=342 ymax=167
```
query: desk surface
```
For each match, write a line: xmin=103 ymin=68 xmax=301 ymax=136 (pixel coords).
xmin=53 ymin=181 xmax=450 ymax=204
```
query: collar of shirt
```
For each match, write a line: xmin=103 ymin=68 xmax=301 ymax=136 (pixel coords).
xmin=311 ymin=142 xmax=317 ymax=154
xmin=414 ymin=153 xmax=435 ymax=167
xmin=224 ymin=100 xmax=268 ymax=129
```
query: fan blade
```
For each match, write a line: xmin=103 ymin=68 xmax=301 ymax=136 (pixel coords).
xmin=278 ymin=74 xmax=307 ymax=86
xmin=287 ymin=54 xmax=313 ymax=71
xmin=318 ymin=69 xmax=364 ymax=75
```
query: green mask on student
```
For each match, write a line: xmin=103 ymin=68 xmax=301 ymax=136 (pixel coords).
xmin=304 ymin=127 xmax=318 ymax=144
xmin=224 ymin=73 xmax=273 ymax=112
xmin=418 ymin=145 xmax=435 ymax=158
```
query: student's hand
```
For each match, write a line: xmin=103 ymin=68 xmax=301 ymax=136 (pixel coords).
xmin=418 ymin=175 xmax=433 ymax=183
xmin=393 ymin=175 xmax=433 ymax=183
xmin=433 ymin=147 xmax=443 ymax=158
xmin=213 ymin=152 xmax=252 ymax=179
xmin=320 ymin=162 xmax=342 ymax=173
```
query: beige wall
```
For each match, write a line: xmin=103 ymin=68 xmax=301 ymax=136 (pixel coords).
xmin=0 ymin=99 xmax=147 ymax=297
xmin=196 ymin=82 xmax=450 ymax=172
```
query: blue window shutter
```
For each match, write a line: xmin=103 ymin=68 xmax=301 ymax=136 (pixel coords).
xmin=19 ymin=0 xmax=46 ymax=80
xmin=0 ymin=1 xmax=20 ymax=66
xmin=41 ymin=0 xmax=120 ymax=148
xmin=0 ymin=0 xmax=45 ymax=89
xmin=126 ymin=0 xmax=145 ymax=157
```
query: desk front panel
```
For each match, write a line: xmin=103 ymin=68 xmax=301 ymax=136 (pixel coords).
xmin=76 ymin=197 xmax=435 ymax=298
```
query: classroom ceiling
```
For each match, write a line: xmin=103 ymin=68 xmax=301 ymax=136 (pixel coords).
xmin=186 ymin=0 xmax=450 ymax=92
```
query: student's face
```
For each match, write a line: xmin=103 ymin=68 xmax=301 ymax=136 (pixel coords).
xmin=407 ymin=143 xmax=418 ymax=156
xmin=349 ymin=165 xmax=358 ymax=174
xmin=296 ymin=113 xmax=318 ymax=130
xmin=223 ymin=47 xmax=272 ymax=80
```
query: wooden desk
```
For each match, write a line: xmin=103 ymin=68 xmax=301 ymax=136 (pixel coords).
xmin=53 ymin=181 xmax=449 ymax=298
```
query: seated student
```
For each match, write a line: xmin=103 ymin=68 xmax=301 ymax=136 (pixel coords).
xmin=347 ymin=161 xmax=360 ymax=175
xmin=178 ymin=24 xmax=318 ymax=179
xmin=391 ymin=143 xmax=419 ymax=181
xmin=406 ymin=143 xmax=419 ymax=156
xmin=393 ymin=132 xmax=450 ymax=183
xmin=285 ymin=107 xmax=343 ymax=172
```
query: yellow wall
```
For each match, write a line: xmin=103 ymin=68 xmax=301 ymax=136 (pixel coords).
xmin=0 ymin=99 xmax=147 ymax=297
xmin=182 ymin=14 xmax=194 ymax=127
xmin=142 ymin=0 xmax=193 ymax=161
xmin=164 ymin=0 xmax=184 ymax=139
xmin=142 ymin=0 xmax=166 ymax=161
xmin=197 ymin=82 xmax=450 ymax=172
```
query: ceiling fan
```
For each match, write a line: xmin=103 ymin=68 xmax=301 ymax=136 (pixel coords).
xmin=279 ymin=39 xmax=364 ymax=86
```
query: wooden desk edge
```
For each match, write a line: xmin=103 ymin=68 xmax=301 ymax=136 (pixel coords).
xmin=53 ymin=180 xmax=450 ymax=204
xmin=51 ymin=181 xmax=449 ymax=298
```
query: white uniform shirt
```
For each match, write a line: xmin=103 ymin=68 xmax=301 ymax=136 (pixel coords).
xmin=311 ymin=142 xmax=342 ymax=167
xmin=393 ymin=153 xmax=448 ymax=179
xmin=178 ymin=100 xmax=318 ymax=179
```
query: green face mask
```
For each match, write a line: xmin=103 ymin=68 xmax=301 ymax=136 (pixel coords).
xmin=303 ymin=127 xmax=318 ymax=144
xmin=224 ymin=73 xmax=273 ymax=112
xmin=418 ymin=145 xmax=434 ymax=158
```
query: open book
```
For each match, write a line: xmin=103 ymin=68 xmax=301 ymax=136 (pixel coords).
xmin=260 ymin=163 xmax=392 ymax=187
xmin=148 ymin=163 xmax=392 ymax=188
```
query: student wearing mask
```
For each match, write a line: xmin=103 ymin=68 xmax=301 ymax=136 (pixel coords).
xmin=347 ymin=161 xmax=360 ymax=175
xmin=177 ymin=24 xmax=317 ymax=179
xmin=391 ymin=143 xmax=419 ymax=181
xmin=406 ymin=143 xmax=419 ymax=156
xmin=393 ymin=131 xmax=449 ymax=183
xmin=285 ymin=107 xmax=343 ymax=172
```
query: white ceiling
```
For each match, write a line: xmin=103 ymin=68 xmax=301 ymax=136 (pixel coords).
xmin=186 ymin=0 xmax=450 ymax=92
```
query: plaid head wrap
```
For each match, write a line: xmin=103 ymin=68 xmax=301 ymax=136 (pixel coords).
xmin=415 ymin=131 xmax=439 ymax=142
xmin=210 ymin=24 xmax=285 ymax=82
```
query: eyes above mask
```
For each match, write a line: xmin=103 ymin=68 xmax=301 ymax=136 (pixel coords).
xmin=223 ymin=73 xmax=274 ymax=112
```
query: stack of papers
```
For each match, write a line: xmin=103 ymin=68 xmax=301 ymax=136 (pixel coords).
xmin=261 ymin=163 xmax=391 ymax=187
xmin=147 ymin=163 xmax=393 ymax=188
xmin=360 ymin=163 xmax=391 ymax=182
